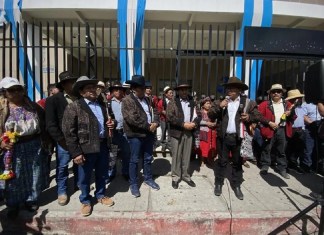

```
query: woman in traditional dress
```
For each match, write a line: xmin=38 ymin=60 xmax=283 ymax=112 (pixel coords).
xmin=0 ymin=77 xmax=50 ymax=219
xmin=198 ymin=97 xmax=217 ymax=165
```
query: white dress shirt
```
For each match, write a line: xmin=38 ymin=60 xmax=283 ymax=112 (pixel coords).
xmin=226 ymin=96 xmax=240 ymax=134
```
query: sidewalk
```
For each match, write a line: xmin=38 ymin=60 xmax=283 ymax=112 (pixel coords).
xmin=0 ymin=152 xmax=322 ymax=234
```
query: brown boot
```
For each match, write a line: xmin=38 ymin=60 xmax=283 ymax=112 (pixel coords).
xmin=98 ymin=197 xmax=114 ymax=207
xmin=58 ymin=194 xmax=68 ymax=206
xmin=81 ymin=204 xmax=92 ymax=217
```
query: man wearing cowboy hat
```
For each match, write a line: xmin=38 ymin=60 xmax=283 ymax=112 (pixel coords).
xmin=258 ymin=84 xmax=296 ymax=179
xmin=45 ymin=71 xmax=79 ymax=206
xmin=208 ymin=77 xmax=261 ymax=200
xmin=285 ymin=89 xmax=306 ymax=174
xmin=122 ymin=75 xmax=160 ymax=197
xmin=166 ymin=81 xmax=201 ymax=189
xmin=107 ymin=81 xmax=130 ymax=182
xmin=62 ymin=76 xmax=115 ymax=216
xmin=157 ymin=86 xmax=174 ymax=154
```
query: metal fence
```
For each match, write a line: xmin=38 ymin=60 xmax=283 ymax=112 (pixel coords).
xmin=0 ymin=20 xmax=322 ymax=100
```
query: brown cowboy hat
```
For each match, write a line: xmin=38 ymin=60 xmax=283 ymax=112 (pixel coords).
xmin=72 ymin=76 xmax=98 ymax=96
xmin=108 ymin=81 xmax=126 ymax=92
xmin=285 ymin=89 xmax=304 ymax=101
xmin=174 ymin=81 xmax=192 ymax=90
xmin=222 ymin=77 xmax=249 ymax=91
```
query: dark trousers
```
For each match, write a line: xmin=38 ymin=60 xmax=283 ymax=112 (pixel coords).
xmin=304 ymin=123 xmax=319 ymax=168
xmin=286 ymin=128 xmax=305 ymax=167
xmin=160 ymin=121 xmax=171 ymax=150
xmin=260 ymin=127 xmax=287 ymax=172
xmin=215 ymin=134 xmax=243 ymax=187
xmin=109 ymin=130 xmax=130 ymax=176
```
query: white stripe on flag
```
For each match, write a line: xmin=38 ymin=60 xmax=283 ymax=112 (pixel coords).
xmin=127 ymin=0 xmax=137 ymax=78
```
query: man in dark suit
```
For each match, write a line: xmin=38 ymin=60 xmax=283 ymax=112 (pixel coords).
xmin=208 ymin=77 xmax=261 ymax=200
xmin=45 ymin=71 xmax=78 ymax=206
xmin=166 ymin=81 xmax=201 ymax=189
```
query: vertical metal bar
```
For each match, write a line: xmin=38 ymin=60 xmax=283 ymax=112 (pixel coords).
xmin=177 ymin=24 xmax=182 ymax=82
xmin=248 ymin=59 xmax=252 ymax=97
xmin=291 ymin=60 xmax=294 ymax=89
xmin=192 ymin=25 xmax=196 ymax=92
xmin=63 ymin=22 xmax=66 ymax=71
xmin=47 ymin=22 xmax=50 ymax=86
xmin=117 ymin=23 xmax=120 ymax=80
xmin=86 ymin=23 xmax=90 ymax=77
xmin=70 ymin=22 xmax=74 ymax=74
xmin=199 ymin=25 xmax=204 ymax=95
xmin=147 ymin=25 xmax=151 ymax=80
xmin=270 ymin=60 xmax=274 ymax=85
xmin=16 ymin=22 xmax=20 ymax=80
xmin=186 ymin=24 xmax=189 ymax=83
xmin=32 ymin=21 xmax=36 ymax=101
xmin=223 ymin=25 xmax=228 ymax=78
xmin=261 ymin=60 xmax=266 ymax=98
xmin=162 ymin=26 xmax=166 ymax=88
xmin=9 ymin=23 xmax=13 ymax=77
xmin=109 ymin=23 xmax=112 ymax=81
xmin=78 ymin=22 xmax=81 ymax=76
xmin=39 ymin=22 xmax=43 ymax=99
xmin=215 ymin=25 xmax=220 ymax=95
xmin=54 ymin=21 xmax=59 ymax=85
xmin=233 ymin=24 xmax=236 ymax=77
xmin=2 ymin=23 xmax=6 ymax=77
xmin=94 ymin=22 xmax=98 ymax=79
xmin=23 ymin=22 xmax=28 ymax=90
xmin=207 ymin=24 xmax=212 ymax=95
xmin=155 ymin=26 xmax=159 ymax=92
xmin=169 ymin=24 xmax=173 ymax=84
xmin=255 ymin=59 xmax=259 ymax=97
xmin=102 ymin=23 xmax=105 ymax=82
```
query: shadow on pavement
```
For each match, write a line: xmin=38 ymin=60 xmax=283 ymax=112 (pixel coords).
xmin=260 ymin=172 xmax=289 ymax=187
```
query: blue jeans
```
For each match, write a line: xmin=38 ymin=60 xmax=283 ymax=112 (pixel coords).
xmin=78 ymin=142 xmax=109 ymax=204
xmin=56 ymin=144 xmax=77 ymax=196
xmin=304 ymin=126 xmax=316 ymax=167
xmin=128 ymin=135 xmax=154 ymax=186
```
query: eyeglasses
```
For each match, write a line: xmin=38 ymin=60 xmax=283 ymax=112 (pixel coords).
xmin=6 ymin=87 xmax=23 ymax=93
xmin=271 ymin=90 xmax=282 ymax=94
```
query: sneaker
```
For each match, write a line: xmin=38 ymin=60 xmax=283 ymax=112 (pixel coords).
xmin=81 ymin=204 xmax=92 ymax=217
xmin=58 ymin=194 xmax=68 ymax=206
xmin=98 ymin=197 xmax=114 ymax=207
xmin=130 ymin=184 xmax=141 ymax=198
xmin=144 ymin=180 xmax=160 ymax=191
xmin=279 ymin=171 xmax=290 ymax=179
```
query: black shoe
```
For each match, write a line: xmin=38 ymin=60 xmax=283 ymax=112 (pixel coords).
xmin=24 ymin=201 xmax=39 ymax=212
xmin=233 ymin=187 xmax=244 ymax=200
xmin=7 ymin=207 xmax=19 ymax=220
xmin=172 ymin=181 xmax=179 ymax=189
xmin=289 ymin=165 xmax=305 ymax=175
xmin=214 ymin=184 xmax=222 ymax=196
xmin=183 ymin=179 xmax=196 ymax=187
xmin=260 ymin=166 xmax=268 ymax=175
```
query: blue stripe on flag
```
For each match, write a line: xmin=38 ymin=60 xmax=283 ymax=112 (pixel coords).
xmin=249 ymin=0 xmax=273 ymax=99
xmin=4 ymin=0 xmax=39 ymax=100
xmin=134 ymin=0 xmax=146 ymax=76
xmin=118 ymin=0 xmax=129 ymax=83
xmin=235 ymin=0 xmax=254 ymax=80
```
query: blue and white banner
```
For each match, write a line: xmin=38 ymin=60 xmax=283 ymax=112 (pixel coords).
xmin=3 ymin=0 xmax=41 ymax=100
xmin=235 ymin=0 xmax=273 ymax=99
xmin=117 ymin=0 xmax=146 ymax=83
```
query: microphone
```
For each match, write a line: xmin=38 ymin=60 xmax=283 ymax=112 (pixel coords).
xmin=239 ymin=103 xmax=244 ymax=113
xmin=223 ymin=96 xmax=230 ymax=110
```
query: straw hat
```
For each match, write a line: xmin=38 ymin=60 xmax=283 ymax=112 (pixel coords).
xmin=267 ymin=84 xmax=286 ymax=93
xmin=285 ymin=89 xmax=304 ymax=101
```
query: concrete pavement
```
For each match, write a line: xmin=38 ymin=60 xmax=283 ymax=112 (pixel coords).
xmin=0 ymin=151 xmax=322 ymax=234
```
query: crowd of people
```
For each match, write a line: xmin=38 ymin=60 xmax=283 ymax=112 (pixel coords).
xmin=0 ymin=72 xmax=323 ymax=218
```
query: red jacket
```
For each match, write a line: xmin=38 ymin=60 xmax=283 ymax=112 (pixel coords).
xmin=157 ymin=98 xmax=167 ymax=122
xmin=258 ymin=99 xmax=296 ymax=139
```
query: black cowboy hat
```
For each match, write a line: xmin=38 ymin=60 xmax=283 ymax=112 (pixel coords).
xmin=221 ymin=77 xmax=249 ymax=91
xmin=125 ymin=75 xmax=146 ymax=87
xmin=174 ymin=81 xmax=192 ymax=90
xmin=72 ymin=76 xmax=98 ymax=96
xmin=56 ymin=71 xmax=78 ymax=89
xmin=108 ymin=81 xmax=126 ymax=92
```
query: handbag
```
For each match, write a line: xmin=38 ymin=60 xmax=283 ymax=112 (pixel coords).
xmin=240 ymin=131 xmax=254 ymax=160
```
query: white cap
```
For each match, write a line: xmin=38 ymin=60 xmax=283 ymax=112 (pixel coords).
xmin=97 ymin=81 xmax=105 ymax=87
xmin=163 ymin=86 xmax=172 ymax=93
xmin=0 ymin=77 xmax=23 ymax=89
